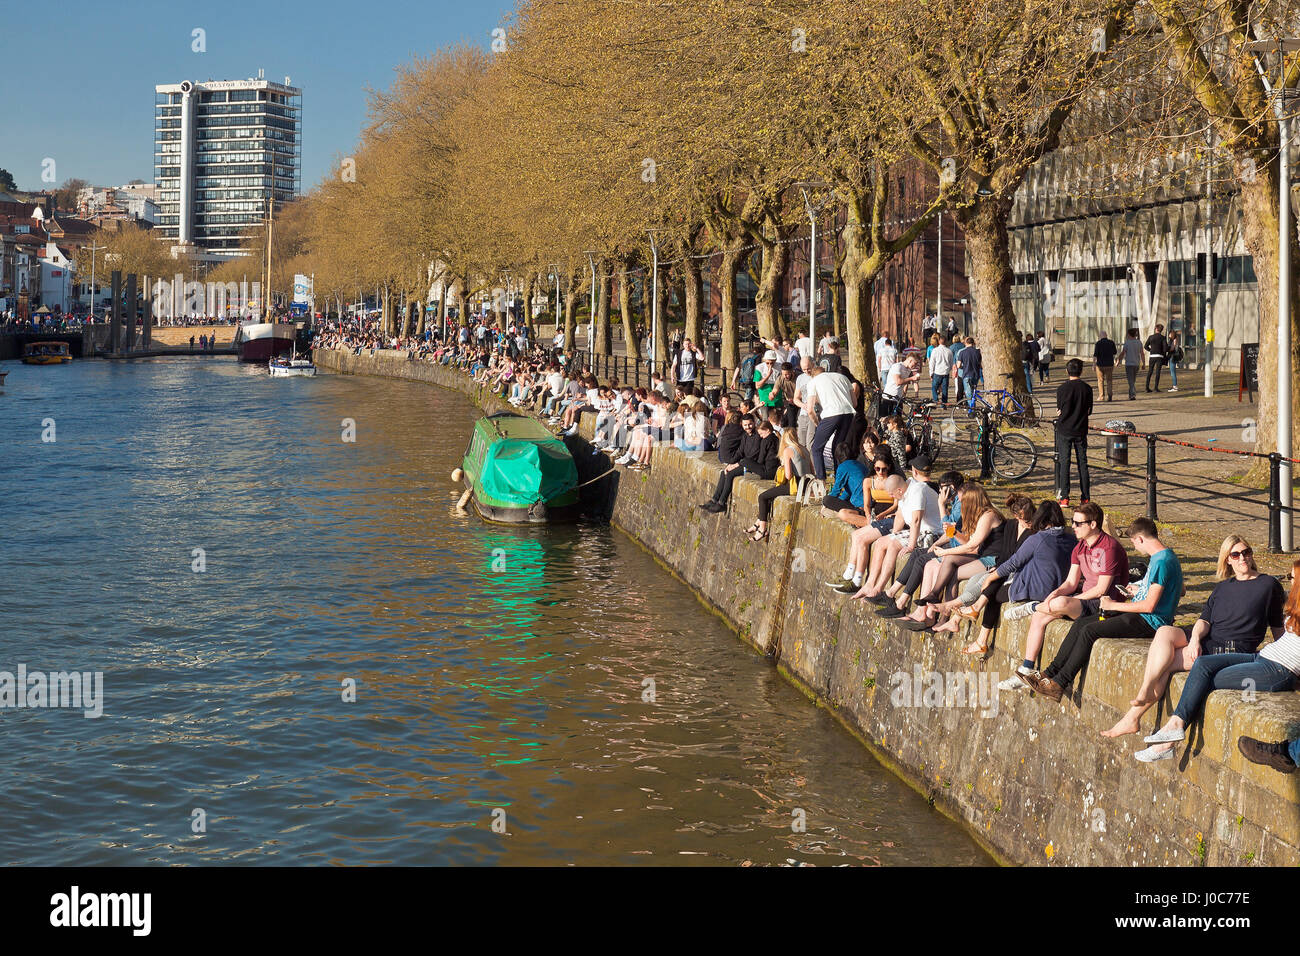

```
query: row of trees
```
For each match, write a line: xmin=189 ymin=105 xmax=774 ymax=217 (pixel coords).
xmin=177 ymin=0 xmax=1300 ymax=458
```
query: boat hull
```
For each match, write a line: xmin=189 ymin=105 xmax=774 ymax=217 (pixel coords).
xmin=239 ymin=323 xmax=297 ymax=363
xmin=472 ymin=498 xmax=582 ymax=525
xmin=21 ymin=356 xmax=71 ymax=365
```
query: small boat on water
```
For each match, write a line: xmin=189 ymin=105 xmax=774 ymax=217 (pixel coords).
xmin=269 ymin=347 xmax=317 ymax=377
xmin=456 ymin=412 xmax=581 ymax=524
xmin=22 ymin=341 xmax=72 ymax=365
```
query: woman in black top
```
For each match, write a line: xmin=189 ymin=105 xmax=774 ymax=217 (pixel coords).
xmin=1103 ymin=533 xmax=1285 ymax=738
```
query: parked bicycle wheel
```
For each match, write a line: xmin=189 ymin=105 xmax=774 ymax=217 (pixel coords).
xmin=917 ymin=418 xmax=943 ymax=462
xmin=991 ymin=431 xmax=1037 ymax=480
xmin=1016 ymin=391 xmax=1045 ymax=428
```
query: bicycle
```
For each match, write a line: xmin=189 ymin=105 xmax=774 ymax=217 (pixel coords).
xmin=944 ymin=372 xmax=1044 ymax=434
xmin=975 ymin=412 xmax=1037 ymax=480
xmin=900 ymin=397 xmax=944 ymax=462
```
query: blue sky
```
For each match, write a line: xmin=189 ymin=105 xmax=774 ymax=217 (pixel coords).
xmin=0 ymin=0 xmax=513 ymax=192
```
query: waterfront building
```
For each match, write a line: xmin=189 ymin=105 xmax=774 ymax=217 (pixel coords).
xmin=154 ymin=72 xmax=301 ymax=257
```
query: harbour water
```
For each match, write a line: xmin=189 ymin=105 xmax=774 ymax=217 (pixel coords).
xmin=0 ymin=358 xmax=991 ymax=865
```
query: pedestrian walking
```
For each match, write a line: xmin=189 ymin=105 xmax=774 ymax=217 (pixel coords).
xmin=1021 ymin=332 xmax=1039 ymax=394
xmin=927 ymin=334 xmax=952 ymax=405
xmin=1166 ymin=330 xmax=1183 ymax=392
xmin=1054 ymin=359 xmax=1093 ymax=508
xmin=1122 ymin=328 xmax=1143 ymax=400
xmin=1145 ymin=323 xmax=1168 ymax=392
xmin=1037 ymin=330 xmax=1052 ymax=382
xmin=955 ymin=336 xmax=983 ymax=405
xmin=1093 ymin=330 xmax=1116 ymax=401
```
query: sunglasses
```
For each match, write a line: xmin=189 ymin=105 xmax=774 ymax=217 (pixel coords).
xmin=875 ymin=467 xmax=890 ymax=474
xmin=1229 ymin=548 xmax=1253 ymax=560
xmin=1071 ymin=519 xmax=1092 ymax=527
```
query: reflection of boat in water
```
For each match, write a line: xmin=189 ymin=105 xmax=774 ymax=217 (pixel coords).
xmin=0 ymin=369 xmax=7 ymax=387
xmin=22 ymin=341 xmax=72 ymax=365
xmin=268 ymin=346 xmax=316 ymax=377
xmin=457 ymin=413 xmax=580 ymax=524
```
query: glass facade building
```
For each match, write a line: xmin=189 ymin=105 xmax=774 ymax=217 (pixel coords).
xmin=154 ymin=76 xmax=301 ymax=255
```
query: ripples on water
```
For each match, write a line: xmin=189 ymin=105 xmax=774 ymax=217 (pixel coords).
xmin=0 ymin=358 xmax=990 ymax=866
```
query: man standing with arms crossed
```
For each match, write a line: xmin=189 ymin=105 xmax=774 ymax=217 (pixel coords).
xmin=1054 ymin=358 xmax=1093 ymax=508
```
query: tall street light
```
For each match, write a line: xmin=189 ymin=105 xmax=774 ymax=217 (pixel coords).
xmin=585 ymin=250 xmax=598 ymax=366
xmin=1246 ymin=36 xmax=1299 ymax=551
xmin=796 ymin=181 xmax=830 ymax=352
xmin=647 ymin=230 xmax=661 ymax=377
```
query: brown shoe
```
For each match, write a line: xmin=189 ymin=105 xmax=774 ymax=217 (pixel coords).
xmin=1237 ymin=736 xmax=1298 ymax=774
xmin=1016 ymin=669 xmax=1043 ymax=692
xmin=1036 ymin=678 xmax=1064 ymax=702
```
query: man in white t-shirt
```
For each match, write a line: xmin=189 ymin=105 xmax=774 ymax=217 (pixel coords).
xmin=854 ymin=456 xmax=943 ymax=599
xmin=881 ymin=353 xmax=920 ymax=416
xmin=806 ymin=364 xmax=857 ymax=480
xmin=876 ymin=337 xmax=898 ymax=386
xmin=794 ymin=332 xmax=814 ymax=363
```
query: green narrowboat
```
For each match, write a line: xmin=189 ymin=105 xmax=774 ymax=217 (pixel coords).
xmin=458 ymin=413 xmax=581 ymax=524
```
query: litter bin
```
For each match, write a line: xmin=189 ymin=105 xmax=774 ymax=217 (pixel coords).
xmin=707 ymin=340 xmax=721 ymax=367
xmin=1103 ymin=420 xmax=1134 ymax=465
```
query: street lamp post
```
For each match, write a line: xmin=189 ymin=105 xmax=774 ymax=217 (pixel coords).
xmin=797 ymin=182 xmax=830 ymax=352
xmin=648 ymin=231 xmax=660 ymax=377
xmin=585 ymin=251 xmax=598 ymax=366
xmin=1247 ymin=36 xmax=1299 ymax=550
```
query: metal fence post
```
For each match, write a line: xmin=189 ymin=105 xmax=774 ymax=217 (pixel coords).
xmin=1145 ymin=434 xmax=1158 ymax=520
xmin=1269 ymin=452 xmax=1283 ymax=553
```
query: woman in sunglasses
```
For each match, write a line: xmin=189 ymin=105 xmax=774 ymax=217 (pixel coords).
xmin=1105 ymin=534 xmax=1285 ymax=739
xmin=1134 ymin=555 xmax=1300 ymax=762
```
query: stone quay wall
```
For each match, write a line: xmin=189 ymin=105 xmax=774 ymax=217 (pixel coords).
xmin=316 ymin=346 xmax=1300 ymax=867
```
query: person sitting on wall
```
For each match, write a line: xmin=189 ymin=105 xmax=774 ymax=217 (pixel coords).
xmin=997 ymin=501 xmax=1128 ymax=693
xmin=1134 ymin=559 xmax=1300 ymax=763
xmin=1102 ymin=534 xmax=1283 ymax=737
xmin=1021 ymin=516 xmax=1183 ymax=704
xmin=699 ymin=414 xmax=763 ymax=512
xmin=746 ymin=429 xmax=815 ymax=543
xmin=849 ymin=455 xmax=943 ymax=602
xmin=945 ymin=500 xmax=1075 ymax=658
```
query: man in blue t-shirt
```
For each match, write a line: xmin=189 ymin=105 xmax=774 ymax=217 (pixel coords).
xmin=1022 ymin=516 xmax=1182 ymax=703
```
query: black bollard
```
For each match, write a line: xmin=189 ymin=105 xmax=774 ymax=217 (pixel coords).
xmin=1268 ymin=452 xmax=1282 ymax=553
xmin=123 ymin=274 xmax=137 ymax=351
xmin=977 ymin=408 xmax=993 ymax=479
xmin=1145 ymin=434 xmax=1158 ymax=520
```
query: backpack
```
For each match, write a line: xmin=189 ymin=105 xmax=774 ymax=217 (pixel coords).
xmin=1170 ymin=344 xmax=1184 ymax=364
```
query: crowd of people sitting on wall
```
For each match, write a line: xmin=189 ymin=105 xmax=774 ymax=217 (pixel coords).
xmin=312 ymin=320 xmax=1300 ymax=776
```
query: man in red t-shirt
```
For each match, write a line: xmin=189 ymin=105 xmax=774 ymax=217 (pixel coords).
xmin=998 ymin=502 xmax=1129 ymax=691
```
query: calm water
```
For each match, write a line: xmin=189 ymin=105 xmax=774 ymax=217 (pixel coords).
xmin=0 ymin=357 xmax=990 ymax=866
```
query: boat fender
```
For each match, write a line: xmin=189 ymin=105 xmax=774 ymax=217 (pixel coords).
xmin=451 ymin=468 xmax=464 ymax=484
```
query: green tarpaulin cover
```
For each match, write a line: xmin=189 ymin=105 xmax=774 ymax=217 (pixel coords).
xmin=479 ymin=438 xmax=578 ymax=507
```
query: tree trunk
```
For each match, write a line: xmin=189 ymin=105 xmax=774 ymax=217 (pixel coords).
xmin=382 ymin=285 xmax=392 ymax=337
xmin=682 ymin=255 xmax=703 ymax=346
xmin=755 ymin=226 xmax=790 ymax=344
xmin=619 ymin=260 xmax=641 ymax=360
xmin=958 ymin=200 xmax=1025 ymax=395
xmin=718 ymin=247 xmax=741 ymax=371
xmin=400 ymin=291 xmax=412 ymax=338
xmin=595 ymin=266 xmax=612 ymax=355
xmin=1238 ymin=170 xmax=1300 ymax=474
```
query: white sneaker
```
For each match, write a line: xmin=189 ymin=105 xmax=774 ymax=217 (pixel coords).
xmin=1167 ymin=387 xmax=1178 ymax=392
xmin=998 ymin=666 xmax=1036 ymax=691
xmin=1004 ymin=601 xmax=1038 ymax=621
xmin=615 ymin=455 xmax=632 ymax=465
xmin=1144 ymin=726 xmax=1185 ymax=744
xmin=1134 ymin=746 xmax=1174 ymax=762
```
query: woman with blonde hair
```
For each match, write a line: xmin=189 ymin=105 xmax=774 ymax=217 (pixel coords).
xmin=1104 ymin=533 xmax=1286 ymax=738
xmin=745 ymin=429 xmax=813 ymax=542
xmin=883 ymin=483 xmax=1004 ymax=626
